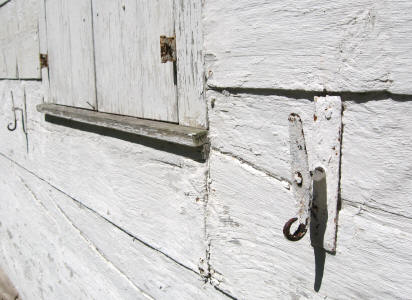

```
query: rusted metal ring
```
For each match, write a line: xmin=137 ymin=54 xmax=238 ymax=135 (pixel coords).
xmin=283 ymin=217 xmax=307 ymax=241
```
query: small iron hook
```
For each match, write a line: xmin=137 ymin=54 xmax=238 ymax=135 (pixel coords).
xmin=7 ymin=91 xmax=17 ymax=131
xmin=6 ymin=90 xmax=25 ymax=132
xmin=283 ymin=217 xmax=307 ymax=241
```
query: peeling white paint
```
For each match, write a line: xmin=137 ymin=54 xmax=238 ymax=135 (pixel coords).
xmin=1 ymin=1 xmax=412 ymax=299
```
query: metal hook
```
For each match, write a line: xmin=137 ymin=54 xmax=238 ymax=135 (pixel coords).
xmin=283 ymin=217 xmax=307 ymax=241
xmin=6 ymin=90 xmax=26 ymax=133
xmin=7 ymin=91 xmax=17 ymax=131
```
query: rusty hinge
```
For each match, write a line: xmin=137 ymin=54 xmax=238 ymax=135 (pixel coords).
xmin=283 ymin=96 xmax=342 ymax=253
xmin=39 ymin=53 xmax=48 ymax=68
xmin=160 ymin=36 xmax=176 ymax=63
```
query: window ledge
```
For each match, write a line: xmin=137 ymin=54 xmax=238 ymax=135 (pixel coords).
xmin=37 ymin=104 xmax=208 ymax=147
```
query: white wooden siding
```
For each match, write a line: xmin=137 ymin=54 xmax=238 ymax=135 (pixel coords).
xmin=207 ymin=150 xmax=412 ymax=299
xmin=0 ymin=0 xmax=40 ymax=79
xmin=0 ymin=153 xmax=224 ymax=299
xmin=45 ymin=0 xmax=97 ymax=109
xmin=0 ymin=80 xmax=207 ymax=272
xmin=204 ymin=0 xmax=412 ymax=94
xmin=92 ymin=0 xmax=177 ymax=122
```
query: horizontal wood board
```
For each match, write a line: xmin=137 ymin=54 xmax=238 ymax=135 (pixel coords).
xmin=204 ymin=0 xmax=412 ymax=94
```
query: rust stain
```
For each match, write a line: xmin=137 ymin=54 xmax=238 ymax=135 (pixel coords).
xmin=39 ymin=54 xmax=48 ymax=68
xmin=160 ymin=36 xmax=176 ymax=63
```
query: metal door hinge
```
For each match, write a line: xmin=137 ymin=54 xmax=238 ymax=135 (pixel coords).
xmin=283 ymin=96 xmax=342 ymax=253
xmin=40 ymin=53 xmax=48 ymax=68
xmin=160 ymin=36 xmax=176 ymax=63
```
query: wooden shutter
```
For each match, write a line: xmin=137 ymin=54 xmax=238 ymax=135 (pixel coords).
xmin=92 ymin=0 xmax=178 ymax=122
xmin=45 ymin=0 xmax=97 ymax=109
xmin=44 ymin=0 xmax=177 ymax=123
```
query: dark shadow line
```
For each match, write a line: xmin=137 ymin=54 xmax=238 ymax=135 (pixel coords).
xmin=0 ymin=78 xmax=42 ymax=81
xmin=213 ymin=286 xmax=238 ymax=300
xmin=0 ymin=0 xmax=11 ymax=8
xmin=208 ymin=86 xmax=412 ymax=103
xmin=45 ymin=115 xmax=206 ymax=162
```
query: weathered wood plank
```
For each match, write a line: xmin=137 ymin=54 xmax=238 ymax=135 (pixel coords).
xmin=92 ymin=0 xmax=177 ymax=122
xmin=0 ymin=0 xmax=40 ymax=79
xmin=0 ymin=1 xmax=18 ymax=78
xmin=0 ymin=155 xmax=225 ymax=299
xmin=45 ymin=0 xmax=96 ymax=108
xmin=207 ymin=90 xmax=313 ymax=182
xmin=0 ymin=156 xmax=151 ymax=299
xmin=175 ymin=0 xmax=207 ymax=128
xmin=204 ymin=0 xmax=412 ymax=94
xmin=340 ymin=98 xmax=412 ymax=217
xmin=0 ymin=80 xmax=207 ymax=271
xmin=37 ymin=103 xmax=208 ymax=147
xmin=207 ymin=90 xmax=412 ymax=218
xmin=207 ymin=150 xmax=412 ymax=299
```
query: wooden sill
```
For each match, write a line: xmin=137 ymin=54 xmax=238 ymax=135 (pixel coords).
xmin=37 ymin=104 xmax=208 ymax=147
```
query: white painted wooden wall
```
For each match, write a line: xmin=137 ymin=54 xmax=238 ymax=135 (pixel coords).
xmin=1 ymin=0 xmax=412 ymax=299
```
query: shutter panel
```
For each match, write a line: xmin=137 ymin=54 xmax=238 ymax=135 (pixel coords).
xmin=45 ymin=0 xmax=97 ymax=109
xmin=92 ymin=0 xmax=178 ymax=122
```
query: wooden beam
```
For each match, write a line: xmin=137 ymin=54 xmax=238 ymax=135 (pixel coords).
xmin=37 ymin=104 xmax=208 ymax=147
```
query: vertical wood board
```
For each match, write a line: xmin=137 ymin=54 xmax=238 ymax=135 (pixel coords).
xmin=45 ymin=0 xmax=96 ymax=109
xmin=0 ymin=0 xmax=40 ymax=79
xmin=92 ymin=0 xmax=177 ymax=122
xmin=175 ymin=0 xmax=207 ymax=128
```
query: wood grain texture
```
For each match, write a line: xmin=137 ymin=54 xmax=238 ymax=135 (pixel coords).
xmin=204 ymin=0 xmax=412 ymax=94
xmin=0 ymin=156 xmax=151 ymax=300
xmin=0 ymin=0 xmax=40 ymax=79
xmin=0 ymin=80 xmax=207 ymax=271
xmin=45 ymin=0 xmax=96 ymax=108
xmin=37 ymin=104 xmax=208 ymax=147
xmin=0 ymin=155 xmax=225 ymax=299
xmin=92 ymin=0 xmax=177 ymax=122
xmin=175 ymin=0 xmax=207 ymax=128
xmin=341 ymin=98 xmax=412 ymax=218
xmin=207 ymin=90 xmax=412 ymax=218
xmin=207 ymin=150 xmax=412 ymax=299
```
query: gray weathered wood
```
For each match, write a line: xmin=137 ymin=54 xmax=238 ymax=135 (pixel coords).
xmin=36 ymin=103 xmax=207 ymax=147
xmin=92 ymin=0 xmax=177 ymax=122
xmin=44 ymin=0 xmax=96 ymax=109
xmin=0 ymin=0 xmax=40 ymax=79
xmin=175 ymin=0 xmax=207 ymax=128
xmin=205 ymin=0 xmax=412 ymax=94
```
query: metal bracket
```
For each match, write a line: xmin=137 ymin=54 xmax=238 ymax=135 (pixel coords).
xmin=40 ymin=53 xmax=48 ymax=68
xmin=283 ymin=96 xmax=342 ymax=253
xmin=160 ymin=36 xmax=176 ymax=63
